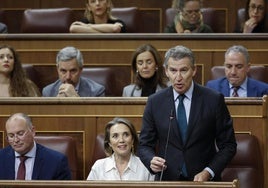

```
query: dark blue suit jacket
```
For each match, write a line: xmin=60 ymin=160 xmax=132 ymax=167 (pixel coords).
xmin=138 ymin=84 xmax=237 ymax=181
xmin=0 ymin=143 xmax=71 ymax=180
xmin=206 ymin=77 xmax=268 ymax=97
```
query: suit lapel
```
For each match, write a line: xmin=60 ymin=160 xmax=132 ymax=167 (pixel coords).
xmin=185 ymin=83 xmax=203 ymax=145
xmin=6 ymin=147 xmax=16 ymax=179
xmin=32 ymin=144 xmax=44 ymax=180
xmin=220 ymin=79 xmax=230 ymax=97
xmin=247 ymin=79 xmax=257 ymax=97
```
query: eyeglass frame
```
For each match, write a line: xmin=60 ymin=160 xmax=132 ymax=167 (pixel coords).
xmin=182 ymin=8 xmax=202 ymax=16
xmin=6 ymin=130 xmax=30 ymax=142
xmin=249 ymin=4 xmax=265 ymax=12
xmin=88 ymin=0 xmax=106 ymax=4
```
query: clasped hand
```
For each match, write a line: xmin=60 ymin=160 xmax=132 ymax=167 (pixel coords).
xmin=57 ymin=83 xmax=79 ymax=97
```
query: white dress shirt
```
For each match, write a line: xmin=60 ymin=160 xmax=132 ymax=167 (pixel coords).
xmin=15 ymin=142 xmax=36 ymax=180
xmin=87 ymin=153 xmax=154 ymax=180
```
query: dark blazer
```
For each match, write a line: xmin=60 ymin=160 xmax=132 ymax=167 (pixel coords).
xmin=0 ymin=143 xmax=71 ymax=180
xmin=42 ymin=76 xmax=105 ymax=97
xmin=138 ymin=84 xmax=237 ymax=181
xmin=206 ymin=77 xmax=268 ymax=97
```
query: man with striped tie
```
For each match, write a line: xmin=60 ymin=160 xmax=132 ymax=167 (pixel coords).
xmin=206 ymin=45 xmax=268 ymax=97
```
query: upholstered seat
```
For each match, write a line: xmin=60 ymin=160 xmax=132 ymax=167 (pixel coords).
xmin=165 ymin=8 xmax=226 ymax=33
xmin=222 ymin=134 xmax=263 ymax=188
xmin=35 ymin=136 xmax=78 ymax=180
xmin=81 ymin=66 xmax=130 ymax=96
xmin=91 ymin=134 xmax=105 ymax=165
xmin=0 ymin=10 xmax=4 ymax=22
xmin=235 ymin=8 xmax=246 ymax=31
xmin=21 ymin=8 xmax=74 ymax=33
xmin=210 ymin=65 xmax=268 ymax=83
xmin=111 ymin=7 xmax=139 ymax=33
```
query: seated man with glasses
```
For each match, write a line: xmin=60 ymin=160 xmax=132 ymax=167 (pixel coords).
xmin=236 ymin=0 xmax=267 ymax=33
xmin=0 ymin=113 xmax=71 ymax=180
xmin=165 ymin=0 xmax=213 ymax=33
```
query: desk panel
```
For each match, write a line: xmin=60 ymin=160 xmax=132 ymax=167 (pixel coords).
xmin=0 ymin=96 xmax=266 ymax=186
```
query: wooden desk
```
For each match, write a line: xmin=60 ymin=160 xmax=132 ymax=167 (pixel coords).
xmin=1 ymin=34 xmax=268 ymax=85
xmin=0 ymin=96 xmax=267 ymax=187
xmin=0 ymin=180 xmax=239 ymax=188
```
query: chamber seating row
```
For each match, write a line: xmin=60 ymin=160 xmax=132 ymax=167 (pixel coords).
xmin=32 ymin=131 xmax=263 ymax=188
xmin=0 ymin=7 xmax=230 ymax=33
xmin=22 ymin=64 xmax=268 ymax=97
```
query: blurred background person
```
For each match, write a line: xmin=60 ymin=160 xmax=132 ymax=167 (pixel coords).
xmin=235 ymin=0 xmax=267 ymax=33
xmin=123 ymin=44 xmax=168 ymax=97
xmin=0 ymin=45 xmax=40 ymax=97
xmin=87 ymin=117 xmax=154 ymax=180
xmin=165 ymin=0 xmax=213 ymax=33
xmin=0 ymin=113 xmax=71 ymax=180
xmin=42 ymin=46 xmax=105 ymax=97
xmin=69 ymin=0 xmax=126 ymax=33
xmin=0 ymin=22 xmax=7 ymax=33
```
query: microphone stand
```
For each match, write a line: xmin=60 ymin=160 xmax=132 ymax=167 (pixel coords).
xmin=159 ymin=110 xmax=174 ymax=181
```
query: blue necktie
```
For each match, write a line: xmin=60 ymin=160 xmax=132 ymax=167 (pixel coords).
xmin=177 ymin=94 xmax=187 ymax=143
xmin=177 ymin=94 xmax=188 ymax=177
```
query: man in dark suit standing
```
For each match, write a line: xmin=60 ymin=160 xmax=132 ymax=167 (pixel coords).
xmin=0 ymin=113 xmax=71 ymax=180
xmin=206 ymin=45 xmax=268 ymax=97
xmin=138 ymin=45 xmax=237 ymax=181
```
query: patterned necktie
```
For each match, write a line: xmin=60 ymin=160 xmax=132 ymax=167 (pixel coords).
xmin=177 ymin=94 xmax=187 ymax=143
xmin=232 ymin=86 xmax=240 ymax=97
xmin=17 ymin=156 xmax=28 ymax=180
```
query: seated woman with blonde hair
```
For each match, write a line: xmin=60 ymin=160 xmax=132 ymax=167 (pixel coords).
xmin=70 ymin=0 xmax=126 ymax=33
xmin=0 ymin=45 xmax=40 ymax=97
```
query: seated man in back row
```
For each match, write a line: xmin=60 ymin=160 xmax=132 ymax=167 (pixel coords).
xmin=206 ymin=45 xmax=268 ymax=97
xmin=42 ymin=46 xmax=105 ymax=97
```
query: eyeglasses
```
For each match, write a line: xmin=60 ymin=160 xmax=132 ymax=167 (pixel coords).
xmin=89 ymin=0 xmax=106 ymax=4
xmin=249 ymin=4 xmax=265 ymax=12
xmin=6 ymin=130 xmax=29 ymax=142
xmin=182 ymin=9 xmax=201 ymax=16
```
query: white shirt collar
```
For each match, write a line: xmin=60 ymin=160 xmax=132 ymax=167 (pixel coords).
xmin=15 ymin=141 xmax=36 ymax=158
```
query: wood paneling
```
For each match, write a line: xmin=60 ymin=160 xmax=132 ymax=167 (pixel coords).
xmin=0 ymin=180 xmax=240 ymax=188
xmin=0 ymin=96 xmax=267 ymax=187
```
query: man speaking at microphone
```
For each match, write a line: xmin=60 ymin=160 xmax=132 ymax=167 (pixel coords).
xmin=138 ymin=45 xmax=237 ymax=181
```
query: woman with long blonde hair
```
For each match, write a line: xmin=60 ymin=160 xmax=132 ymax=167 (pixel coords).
xmin=70 ymin=0 xmax=126 ymax=33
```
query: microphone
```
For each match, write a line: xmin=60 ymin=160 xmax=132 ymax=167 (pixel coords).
xmin=159 ymin=109 xmax=174 ymax=181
